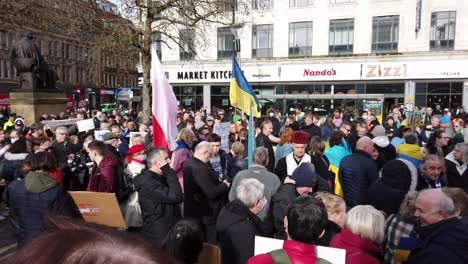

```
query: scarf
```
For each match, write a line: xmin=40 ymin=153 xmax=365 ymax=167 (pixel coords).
xmin=175 ymin=140 xmax=191 ymax=151
xmin=127 ymin=157 xmax=145 ymax=165
xmin=286 ymin=152 xmax=311 ymax=176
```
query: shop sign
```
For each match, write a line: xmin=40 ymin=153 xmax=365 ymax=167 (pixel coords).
xmin=364 ymin=63 xmax=408 ymax=79
xmin=0 ymin=95 xmax=9 ymax=108
xmin=281 ymin=63 xmax=361 ymax=81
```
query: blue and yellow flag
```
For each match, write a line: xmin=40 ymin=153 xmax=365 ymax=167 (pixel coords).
xmin=230 ymin=55 xmax=261 ymax=118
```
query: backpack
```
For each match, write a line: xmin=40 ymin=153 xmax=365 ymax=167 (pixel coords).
xmin=117 ymin=165 xmax=133 ymax=203
xmin=268 ymin=249 xmax=332 ymax=264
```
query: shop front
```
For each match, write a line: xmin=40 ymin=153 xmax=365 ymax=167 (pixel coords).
xmin=163 ymin=58 xmax=468 ymax=114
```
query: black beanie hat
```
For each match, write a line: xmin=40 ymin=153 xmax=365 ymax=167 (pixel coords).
xmin=291 ymin=163 xmax=317 ymax=187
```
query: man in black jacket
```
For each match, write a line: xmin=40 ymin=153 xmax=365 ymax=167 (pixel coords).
xmin=134 ymin=147 xmax=183 ymax=245
xmin=256 ymin=119 xmax=275 ymax=171
xmin=271 ymin=163 xmax=330 ymax=239
xmin=207 ymin=133 xmax=231 ymax=181
xmin=301 ymin=114 xmax=321 ymax=140
xmin=183 ymin=141 xmax=230 ymax=243
xmin=216 ymin=178 xmax=267 ymax=264
xmin=339 ymin=136 xmax=379 ymax=207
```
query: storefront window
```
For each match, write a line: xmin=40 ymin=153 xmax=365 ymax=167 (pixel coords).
xmin=415 ymin=82 xmax=462 ymax=112
xmin=173 ymin=86 xmax=203 ymax=110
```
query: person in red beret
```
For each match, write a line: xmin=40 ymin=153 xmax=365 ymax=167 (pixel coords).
xmin=274 ymin=130 xmax=311 ymax=182
xmin=121 ymin=144 xmax=147 ymax=228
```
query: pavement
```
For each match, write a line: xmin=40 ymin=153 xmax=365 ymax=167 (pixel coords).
xmin=0 ymin=211 xmax=17 ymax=261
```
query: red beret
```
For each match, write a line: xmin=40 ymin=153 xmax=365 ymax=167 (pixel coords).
xmin=291 ymin=131 xmax=309 ymax=144
xmin=126 ymin=144 xmax=145 ymax=156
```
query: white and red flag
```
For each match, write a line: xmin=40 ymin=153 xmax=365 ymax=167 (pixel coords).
xmin=151 ymin=43 xmax=178 ymax=153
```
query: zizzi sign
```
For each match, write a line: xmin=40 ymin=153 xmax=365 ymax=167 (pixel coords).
xmin=177 ymin=70 xmax=232 ymax=80
xmin=365 ymin=64 xmax=408 ymax=78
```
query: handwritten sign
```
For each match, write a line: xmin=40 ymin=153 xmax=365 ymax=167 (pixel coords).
xmin=213 ymin=122 xmax=230 ymax=153
xmin=94 ymin=130 xmax=108 ymax=141
xmin=406 ymin=111 xmax=425 ymax=128
xmin=254 ymin=236 xmax=345 ymax=264
xmin=77 ymin=118 xmax=95 ymax=132
xmin=68 ymin=191 xmax=126 ymax=228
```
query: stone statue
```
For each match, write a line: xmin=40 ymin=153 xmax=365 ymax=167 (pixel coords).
xmin=9 ymin=32 xmax=59 ymax=91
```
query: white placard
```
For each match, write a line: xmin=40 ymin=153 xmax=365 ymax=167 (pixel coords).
xmin=213 ymin=122 xmax=230 ymax=153
xmin=77 ymin=119 xmax=95 ymax=132
xmin=94 ymin=130 xmax=108 ymax=141
xmin=42 ymin=118 xmax=83 ymax=128
xmin=254 ymin=236 xmax=345 ymax=264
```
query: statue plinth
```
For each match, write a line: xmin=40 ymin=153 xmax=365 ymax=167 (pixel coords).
xmin=9 ymin=92 xmax=68 ymax=125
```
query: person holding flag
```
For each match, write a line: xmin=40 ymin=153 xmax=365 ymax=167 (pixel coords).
xmin=229 ymin=55 xmax=261 ymax=167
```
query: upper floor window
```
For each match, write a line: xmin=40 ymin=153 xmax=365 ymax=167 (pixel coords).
xmin=290 ymin=0 xmax=313 ymax=7
xmin=329 ymin=19 xmax=354 ymax=54
xmin=252 ymin=24 xmax=273 ymax=58
xmin=253 ymin=0 xmax=273 ymax=10
xmin=430 ymin=11 xmax=456 ymax=50
xmin=289 ymin=21 xmax=313 ymax=56
xmin=217 ymin=27 xmax=234 ymax=60
xmin=372 ymin=15 xmax=399 ymax=53
xmin=179 ymin=29 xmax=195 ymax=61
xmin=151 ymin=32 xmax=162 ymax=60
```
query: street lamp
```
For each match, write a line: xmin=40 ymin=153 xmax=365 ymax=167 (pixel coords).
xmin=230 ymin=22 xmax=244 ymax=55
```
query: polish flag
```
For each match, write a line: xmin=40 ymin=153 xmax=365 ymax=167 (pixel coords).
xmin=151 ymin=43 xmax=178 ymax=153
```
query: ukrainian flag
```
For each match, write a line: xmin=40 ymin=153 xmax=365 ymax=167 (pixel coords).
xmin=229 ymin=55 xmax=261 ymax=118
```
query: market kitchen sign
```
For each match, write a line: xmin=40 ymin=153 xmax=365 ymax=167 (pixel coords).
xmin=176 ymin=70 xmax=232 ymax=80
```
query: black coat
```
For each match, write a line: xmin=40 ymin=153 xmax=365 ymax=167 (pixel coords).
xmin=216 ymin=200 xmax=264 ymax=264
xmin=134 ymin=166 xmax=183 ymax=244
xmin=256 ymin=133 xmax=275 ymax=172
xmin=445 ymin=156 xmax=468 ymax=192
xmin=270 ymin=179 xmax=330 ymax=239
xmin=408 ymin=217 xmax=468 ymax=264
xmin=316 ymin=220 xmax=341 ymax=247
xmin=183 ymin=157 xmax=229 ymax=225
xmin=302 ymin=124 xmax=321 ymax=140
xmin=339 ymin=150 xmax=379 ymax=208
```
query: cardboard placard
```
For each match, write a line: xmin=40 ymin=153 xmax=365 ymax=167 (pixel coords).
xmin=254 ymin=236 xmax=345 ymax=264
xmin=129 ymin=132 xmax=147 ymax=147
xmin=42 ymin=118 xmax=83 ymax=128
xmin=68 ymin=191 xmax=126 ymax=228
xmin=213 ymin=122 xmax=230 ymax=153
xmin=77 ymin=118 xmax=95 ymax=132
xmin=405 ymin=111 xmax=425 ymax=128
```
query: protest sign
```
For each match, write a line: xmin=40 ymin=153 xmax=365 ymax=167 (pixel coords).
xmin=94 ymin=130 xmax=108 ymax=141
xmin=68 ymin=191 xmax=126 ymax=228
xmin=213 ymin=122 xmax=230 ymax=153
xmin=405 ymin=111 xmax=425 ymax=128
xmin=129 ymin=132 xmax=147 ymax=147
xmin=254 ymin=236 xmax=345 ymax=264
xmin=43 ymin=118 xmax=83 ymax=128
xmin=77 ymin=119 xmax=95 ymax=132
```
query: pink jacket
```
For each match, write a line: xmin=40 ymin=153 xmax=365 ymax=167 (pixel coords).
xmin=170 ymin=148 xmax=192 ymax=192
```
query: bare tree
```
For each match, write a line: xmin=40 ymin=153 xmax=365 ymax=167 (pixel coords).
xmin=116 ymin=0 xmax=251 ymax=123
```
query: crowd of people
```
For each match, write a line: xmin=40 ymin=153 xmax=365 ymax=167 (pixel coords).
xmin=0 ymin=104 xmax=468 ymax=264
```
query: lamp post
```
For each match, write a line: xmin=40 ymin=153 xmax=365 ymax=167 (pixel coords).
xmin=230 ymin=22 xmax=244 ymax=58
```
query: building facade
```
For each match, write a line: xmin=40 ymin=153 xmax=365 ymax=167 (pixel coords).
xmin=0 ymin=0 xmax=138 ymax=110
xmin=159 ymin=0 xmax=468 ymax=114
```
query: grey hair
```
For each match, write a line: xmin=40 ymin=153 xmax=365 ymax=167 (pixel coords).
xmin=431 ymin=116 xmax=440 ymax=121
xmin=55 ymin=126 xmax=68 ymax=134
xmin=420 ymin=154 xmax=441 ymax=170
xmin=345 ymin=205 xmax=385 ymax=244
xmin=146 ymin=147 xmax=165 ymax=168
xmin=404 ymin=132 xmax=418 ymax=145
xmin=236 ymin=178 xmax=265 ymax=208
xmin=455 ymin=143 xmax=468 ymax=165
xmin=194 ymin=141 xmax=211 ymax=154
xmin=419 ymin=189 xmax=456 ymax=215
xmin=252 ymin=147 xmax=269 ymax=165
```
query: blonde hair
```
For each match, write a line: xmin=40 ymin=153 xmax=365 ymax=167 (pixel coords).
xmin=315 ymin=192 xmax=346 ymax=216
xmin=178 ymin=128 xmax=195 ymax=145
xmin=231 ymin=141 xmax=245 ymax=156
xmin=345 ymin=205 xmax=385 ymax=244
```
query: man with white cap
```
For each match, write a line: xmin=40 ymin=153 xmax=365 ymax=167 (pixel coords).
xmin=371 ymin=125 xmax=396 ymax=168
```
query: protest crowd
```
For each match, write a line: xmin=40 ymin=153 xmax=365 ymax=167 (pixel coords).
xmin=0 ymin=103 xmax=468 ymax=264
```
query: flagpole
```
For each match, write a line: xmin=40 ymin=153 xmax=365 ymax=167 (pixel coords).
xmin=248 ymin=102 xmax=254 ymax=167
